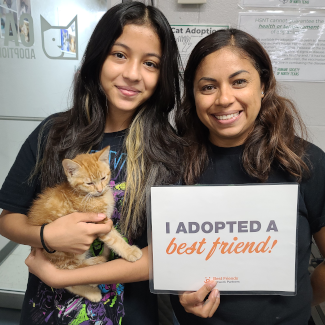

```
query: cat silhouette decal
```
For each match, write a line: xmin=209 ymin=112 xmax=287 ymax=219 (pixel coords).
xmin=40 ymin=15 xmax=78 ymax=60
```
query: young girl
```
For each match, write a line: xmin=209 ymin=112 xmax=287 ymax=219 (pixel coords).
xmin=170 ymin=28 xmax=325 ymax=324
xmin=0 ymin=2 xmax=183 ymax=324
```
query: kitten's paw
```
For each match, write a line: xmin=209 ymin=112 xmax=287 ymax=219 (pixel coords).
xmin=84 ymin=255 xmax=107 ymax=266
xmin=125 ymin=245 xmax=142 ymax=262
xmin=85 ymin=291 xmax=102 ymax=303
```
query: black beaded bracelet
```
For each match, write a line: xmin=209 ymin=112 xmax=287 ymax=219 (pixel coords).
xmin=40 ymin=223 xmax=56 ymax=254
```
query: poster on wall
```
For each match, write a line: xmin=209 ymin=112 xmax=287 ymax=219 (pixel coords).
xmin=0 ymin=0 xmax=106 ymax=118
xmin=149 ymin=184 xmax=298 ymax=294
xmin=241 ymin=0 xmax=325 ymax=8
xmin=238 ymin=13 xmax=325 ymax=82
xmin=171 ymin=24 xmax=229 ymax=69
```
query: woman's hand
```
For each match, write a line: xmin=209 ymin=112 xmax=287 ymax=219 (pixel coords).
xmin=45 ymin=212 xmax=113 ymax=254
xmin=179 ymin=281 xmax=220 ymax=318
xmin=25 ymin=248 xmax=66 ymax=288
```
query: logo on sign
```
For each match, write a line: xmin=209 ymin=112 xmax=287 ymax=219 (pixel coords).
xmin=0 ymin=8 xmax=78 ymax=60
xmin=40 ymin=15 xmax=78 ymax=60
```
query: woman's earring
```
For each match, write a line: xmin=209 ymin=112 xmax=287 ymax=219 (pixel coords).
xmin=261 ymin=91 xmax=264 ymax=95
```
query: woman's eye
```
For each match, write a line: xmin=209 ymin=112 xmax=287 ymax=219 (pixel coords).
xmin=202 ymin=85 xmax=215 ymax=92
xmin=233 ymin=79 xmax=247 ymax=87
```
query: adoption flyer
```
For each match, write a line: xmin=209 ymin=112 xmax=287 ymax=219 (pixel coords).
xmin=149 ymin=184 xmax=298 ymax=295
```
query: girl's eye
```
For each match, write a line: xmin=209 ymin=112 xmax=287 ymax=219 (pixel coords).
xmin=114 ymin=52 xmax=125 ymax=59
xmin=144 ymin=61 xmax=159 ymax=69
xmin=233 ymin=79 xmax=247 ymax=87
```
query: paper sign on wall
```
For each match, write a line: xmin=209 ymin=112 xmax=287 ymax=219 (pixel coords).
xmin=241 ymin=0 xmax=325 ymax=8
xmin=238 ymin=13 xmax=325 ymax=82
xmin=171 ymin=24 xmax=228 ymax=69
xmin=149 ymin=184 xmax=298 ymax=294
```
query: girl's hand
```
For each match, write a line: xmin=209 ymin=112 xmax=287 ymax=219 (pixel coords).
xmin=45 ymin=212 xmax=113 ymax=254
xmin=179 ymin=281 xmax=220 ymax=318
xmin=25 ymin=248 xmax=65 ymax=288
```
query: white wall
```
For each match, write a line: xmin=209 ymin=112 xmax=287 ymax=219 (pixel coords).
xmin=154 ymin=0 xmax=325 ymax=151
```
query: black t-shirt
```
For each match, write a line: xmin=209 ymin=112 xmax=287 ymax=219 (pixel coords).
xmin=0 ymin=118 xmax=158 ymax=325
xmin=171 ymin=143 xmax=325 ymax=325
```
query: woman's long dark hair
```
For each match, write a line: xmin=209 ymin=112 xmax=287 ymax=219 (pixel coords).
xmin=176 ymin=28 xmax=308 ymax=184
xmin=34 ymin=2 xmax=184 ymax=238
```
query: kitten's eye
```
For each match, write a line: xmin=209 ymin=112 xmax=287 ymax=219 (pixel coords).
xmin=86 ymin=182 xmax=93 ymax=185
xmin=101 ymin=176 xmax=106 ymax=181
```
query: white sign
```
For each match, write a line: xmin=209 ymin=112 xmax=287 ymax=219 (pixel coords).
xmin=150 ymin=185 xmax=298 ymax=293
xmin=171 ymin=24 xmax=228 ymax=69
xmin=242 ymin=0 xmax=325 ymax=8
xmin=238 ymin=13 xmax=325 ymax=82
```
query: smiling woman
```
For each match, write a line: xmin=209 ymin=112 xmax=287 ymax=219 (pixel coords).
xmin=172 ymin=28 xmax=325 ymax=325
xmin=193 ymin=48 xmax=264 ymax=148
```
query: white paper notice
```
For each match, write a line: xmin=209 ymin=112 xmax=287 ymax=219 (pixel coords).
xmin=238 ymin=13 xmax=325 ymax=82
xmin=242 ymin=0 xmax=325 ymax=8
xmin=150 ymin=184 xmax=298 ymax=293
xmin=171 ymin=25 xmax=228 ymax=69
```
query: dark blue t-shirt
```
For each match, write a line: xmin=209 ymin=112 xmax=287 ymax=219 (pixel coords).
xmin=0 ymin=118 xmax=158 ymax=325
xmin=171 ymin=143 xmax=325 ymax=325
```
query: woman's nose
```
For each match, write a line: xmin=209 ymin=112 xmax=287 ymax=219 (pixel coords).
xmin=215 ymin=85 xmax=235 ymax=107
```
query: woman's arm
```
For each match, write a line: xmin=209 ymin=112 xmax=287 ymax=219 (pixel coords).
xmin=0 ymin=210 xmax=112 ymax=254
xmin=177 ymin=281 xmax=220 ymax=318
xmin=25 ymin=246 xmax=149 ymax=287
xmin=311 ymin=227 xmax=325 ymax=306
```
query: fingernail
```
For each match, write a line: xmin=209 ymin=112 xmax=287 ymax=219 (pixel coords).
xmin=97 ymin=213 xmax=106 ymax=219
xmin=208 ymin=280 xmax=217 ymax=289
xmin=211 ymin=289 xmax=219 ymax=299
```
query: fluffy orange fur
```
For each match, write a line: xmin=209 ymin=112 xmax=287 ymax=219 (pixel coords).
xmin=28 ymin=146 xmax=142 ymax=302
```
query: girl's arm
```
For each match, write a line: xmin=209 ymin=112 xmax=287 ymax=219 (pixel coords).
xmin=25 ymin=246 xmax=149 ymax=287
xmin=0 ymin=210 xmax=112 ymax=254
xmin=311 ymin=227 xmax=325 ymax=306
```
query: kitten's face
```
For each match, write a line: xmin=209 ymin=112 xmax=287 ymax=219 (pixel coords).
xmin=62 ymin=146 xmax=111 ymax=197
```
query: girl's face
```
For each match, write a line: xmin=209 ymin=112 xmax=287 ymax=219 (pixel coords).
xmin=193 ymin=47 xmax=264 ymax=148
xmin=100 ymin=24 xmax=161 ymax=118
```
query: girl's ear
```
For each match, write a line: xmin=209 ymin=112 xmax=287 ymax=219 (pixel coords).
xmin=98 ymin=146 xmax=110 ymax=165
xmin=62 ymin=159 xmax=81 ymax=177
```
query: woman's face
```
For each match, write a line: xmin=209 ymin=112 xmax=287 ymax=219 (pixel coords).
xmin=193 ymin=47 xmax=264 ymax=147
xmin=100 ymin=24 xmax=161 ymax=118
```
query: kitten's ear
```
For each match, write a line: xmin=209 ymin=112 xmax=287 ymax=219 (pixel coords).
xmin=98 ymin=146 xmax=110 ymax=165
xmin=62 ymin=159 xmax=81 ymax=177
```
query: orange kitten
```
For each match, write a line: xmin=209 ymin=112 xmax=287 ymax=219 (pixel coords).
xmin=28 ymin=146 xmax=142 ymax=302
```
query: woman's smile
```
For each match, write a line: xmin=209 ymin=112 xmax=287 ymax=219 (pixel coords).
xmin=212 ymin=110 xmax=243 ymax=124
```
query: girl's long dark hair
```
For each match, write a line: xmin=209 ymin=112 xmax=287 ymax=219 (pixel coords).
xmin=34 ymin=2 xmax=184 ymax=238
xmin=176 ymin=28 xmax=309 ymax=184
